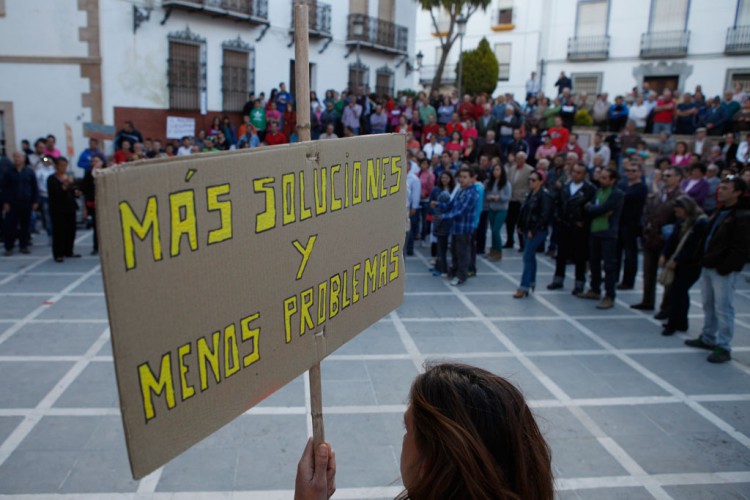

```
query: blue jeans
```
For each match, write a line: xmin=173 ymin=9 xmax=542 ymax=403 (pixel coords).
xmin=700 ymin=268 xmax=738 ymax=352
xmin=652 ymin=122 xmax=672 ymax=135
xmin=519 ymin=230 xmax=547 ymax=292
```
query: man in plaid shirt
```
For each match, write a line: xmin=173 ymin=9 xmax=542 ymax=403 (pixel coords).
xmin=436 ymin=166 xmax=479 ymax=286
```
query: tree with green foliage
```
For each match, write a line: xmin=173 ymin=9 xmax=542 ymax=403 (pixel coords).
xmin=457 ymin=38 xmax=498 ymax=96
xmin=417 ymin=0 xmax=492 ymax=93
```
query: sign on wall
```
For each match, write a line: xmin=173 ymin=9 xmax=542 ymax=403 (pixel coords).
xmin=95 ymin=135 xmax=407 ymax=478
xmin=166 ymin=116 xmax=196 ymax=140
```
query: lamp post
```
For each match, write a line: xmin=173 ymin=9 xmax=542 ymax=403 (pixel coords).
xmin=352 ymin=16 xmax=365 ymax=90
xmin=416 ymin=50 xmax=424 ymax=69
xmin=456 ymin=14 xmax=467 ymax=98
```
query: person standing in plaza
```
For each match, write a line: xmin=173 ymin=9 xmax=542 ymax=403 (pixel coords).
xmin=660 ymin=196 xmax=708 ymax=336
xmin=616 ymin=160 xmax=649 ymax=290
xmin=484 ymin=162 xmax=511 ymax=262
xmin=578 ymin=169 xmax=625 ymax=309
xmin=342 ymin=95 xmax=363 ymax=136
xmin=47 ymin=157 xmax=80 ymax=262
xmin=437 ymin=166 xmax=478 ymax=286
xmin=548 ymin=163 xmax=596 ymax=294
xmin=685 ymin=176 xmax=750 ymax=363
xmin=2 ymin=151 xmax=38 ymax=256
xmin=514 ymin=171 xmax=553 ymax=298
xmin=505 ymin=152 xmax=534 ymax=251
xmin=632 ymin=166 xmax=684 ymax=315
xmin=81 ymin=155 xmax=105 ymax=256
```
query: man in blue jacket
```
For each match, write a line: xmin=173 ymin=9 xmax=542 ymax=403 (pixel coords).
xmin=437 ymin=167 xmax=478 ymax=286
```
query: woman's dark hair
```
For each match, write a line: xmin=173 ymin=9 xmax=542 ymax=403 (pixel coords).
xmin=691 ymin=162 xmax=707 ymax=175
xmin=440 ymin=170 xmax=456 ymax=191
xmin=397 ymin=363 xmax=553 ymax=500
xmin=487 ymin=162 xmax=508 ymax=191
xmin=675 ymin=141 xmax=688 ymax=154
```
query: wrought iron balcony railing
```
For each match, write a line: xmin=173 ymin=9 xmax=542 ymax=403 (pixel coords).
xmin=290 ymin=1 xmax=332 ymax=38
xmin=346 ymin=14 xmax=408 ymax=55
xmin=640 ymin=30 xmax=690 ymax=58
xmin=162 ymin=0 xmax=268 ymax=24
xmin=418 ymin=63 xmax=459 ymax=85
xmin=726 ymin=25 xmax=750 ymax=54
xmin=567 ymin=35 xmax=610 ymax=61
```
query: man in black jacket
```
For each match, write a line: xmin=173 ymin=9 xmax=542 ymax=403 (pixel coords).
xmin=548 ymin=163 xmax=596 ymax=294
xmin=616 ymin=159 xmax=648 ymax=289
xmin=685 ymin=176 xmax=750 ymax=363
xmin=579 ymin=169 xmax=625 ymax=309
xmin=2 ymin=151 xmax=39 ymax=255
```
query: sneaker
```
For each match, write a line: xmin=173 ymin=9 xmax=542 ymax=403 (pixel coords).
xmin=578 ymin=290 xmax=601 ymax=300
xmin=707 ymin=348 xmax=731 ymax=364
xmin=596 ymin=297 xmax=614 ymax=309
xmin=684 ymin=337 xmax=715 ymax=351
xmin=450 ymin=277 xmax=464 ymax=286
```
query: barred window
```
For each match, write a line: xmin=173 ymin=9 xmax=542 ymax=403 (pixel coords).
xmin=375 ymin=66 xmax=394 ymax=99
xmin=494 ymin=43 xmax=511 ymax=81
xmin=222 ymin=39 xmax=255 ymax=112
xmin=498 ymin=0 xmax=513 ymax=24
xmin=348 ymin=62 xmax=369 ymax=93
xmin=571 ymin=73 xmax=603 ymax=95
xmin=167 ymin=28 xmax=206 ymax=111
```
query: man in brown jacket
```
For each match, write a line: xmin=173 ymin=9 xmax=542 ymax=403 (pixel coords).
xmin=631 ymin=166 xmax=683 ymax=316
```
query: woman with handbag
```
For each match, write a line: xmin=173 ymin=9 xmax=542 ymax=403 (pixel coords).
xmin=658 ymin=196 xmax=709 ymax=336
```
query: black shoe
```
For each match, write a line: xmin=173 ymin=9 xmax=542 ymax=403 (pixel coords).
xmin=654 ymin=311 xmax=668 ymax=320
xmin=90 ymin=250 xmax=98 ymax=256
xmin=685 ymin=337 xmax=715 ymax=351
xmin=503 ymin=242 xmax=514 ymax=249
xmin=617 ymin=283 xmax=634 ymax=290
xmin=630 ymin=303 xmax=654 ymax=311
xmin=547 ymin=282 xmax=563 ymax=290
xmin=661 ymin=328 xmax=676 ymax=336
xmin=707 ymin=348 xmax=731 ymax=364
xmin=571 ymin=287 xmax=583 ymax=296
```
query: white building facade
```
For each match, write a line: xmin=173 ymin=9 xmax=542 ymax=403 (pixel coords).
xmin=0 ymin=0 xmax=419 ymax=160
xmin=416 ymin=0 xmax=750 ymax=99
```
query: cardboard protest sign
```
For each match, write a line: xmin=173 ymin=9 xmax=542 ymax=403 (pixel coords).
xmin=166 ymin=116 xmax=196 ymax=139
xmin=96 ymin=135 xmax=407 ymax=479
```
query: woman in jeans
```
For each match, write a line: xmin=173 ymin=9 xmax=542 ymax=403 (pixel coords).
xmin=660 ymin=196 xmax=708 ymax=336
xmin=429 ymin=171 xmax=456 ymax=277
xmin=485 ymin=162 xmax=512 ymax=261
xmin=514 ymin=171 xmax=553 ymax=298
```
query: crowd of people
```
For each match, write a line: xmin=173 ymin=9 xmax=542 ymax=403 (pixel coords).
xmin=2 ymin=77 xmax=750 ymax=362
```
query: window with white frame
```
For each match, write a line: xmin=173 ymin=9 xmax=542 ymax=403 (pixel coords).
xmin=737 ymin=0 xmax=750 ymax=25
xmin=494 ymin=43 xmax=511 ymax=81
xmin=571 ymin=73 xmax=603 ymax=95
xmin=497 ymin=0 xmax=513 ymax=25
xmin=576 ymin=0 xmax=608 ymax=37
xmin=650 ymin=0 xmax=688 ymax=32
xmin=436 ymin=7 xmax=451 ymax=33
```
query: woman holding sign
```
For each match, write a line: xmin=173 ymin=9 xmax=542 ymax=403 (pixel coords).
xmin=295 ymin=363 xmax=553 ymax=499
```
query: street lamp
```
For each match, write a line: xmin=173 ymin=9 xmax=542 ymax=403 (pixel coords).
xmin=456 ymin=14 xmax=467 ymax=98
xmin=416 ymin=50 xmax=424 ymax=69
xmin=352 ymin=16 xmax=365 ymax=88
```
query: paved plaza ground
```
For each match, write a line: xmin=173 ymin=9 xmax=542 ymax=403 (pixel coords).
xmin=0 ymin=230 xmax=749 ymax=499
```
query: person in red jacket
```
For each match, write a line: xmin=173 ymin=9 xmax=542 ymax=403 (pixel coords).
xmin=264 ymin=121 xmax=288 ymax=146
xmin=653 ymin=89 xmax=676 ymax=135
xmin=547 ymin=117 xmax=570 ymax=152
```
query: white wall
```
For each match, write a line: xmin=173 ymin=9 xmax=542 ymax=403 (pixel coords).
xmin=0 ymin=0 xmax=87 ymax=57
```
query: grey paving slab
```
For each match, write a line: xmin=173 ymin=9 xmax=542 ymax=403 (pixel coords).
xmin=0 ymin=258 xmax=39 ymax=273
xmin=36 ymin=294 xmax=108 ymax=320
xmin=0 ymin=450 xmax=79 ymax=494
xmin=54 ymin=361 xmax=119 ymax=408
xmin=0 ymin=273 xmax=78 ymax=293
xmin=533 ymin=354 xmax=669 ymax=399
xmin=31 ymin=257 xmax=99 ymax=274
xmin=406 ymin=319 xmax=508 ymax=354
xmin=702 ymin=401 xmax=750 ymax=436
xmin=0 ymin=361 xmax=74 ymax=407
xmin=60 ymin=450 xmax=140 ymax=493
xmin=469 ymin=292 xmax=558 ymax=317
xmin=562 ymin=487 xmax=654 ymax=499
xmin=158 ymin=447 xmax=238 ymax=492
xmin=630 ymin=352 xmax=750 ymax=395
xmin=18 ymin=416 xmax=96 ymax=451
xmin=256 ymin=374 xmax=305 ymax=407
xmin=366 ymin=359 xmax=419 ymax=405
xmin=576 ymin=317 xmax=679 ymax=349
xmin=0 ymin=416 xmax=22 ymax=444
xmin=494 ymin=319 xmax=601 ymax=352
xmin=404 ymin=273 xmax=450 ymax=293
xmin=0 ymin=295 xmax=44 ymax=320
xmin=396 ymin=294 xmax=473 ymax=318
xmin=97 ymin=337 xmax=112 ymax=356
xmin=0 ymin=321 xmax=105 ymax=356
xmin=662 ymin=483 xmax=750 ymax=499
xmin=334 ymin=320 xmax=407 ymax=355
xmin=69 ymin=273 xmax=105 ymax=293
xmin=543 ymin=291 xmax=637 ymax=317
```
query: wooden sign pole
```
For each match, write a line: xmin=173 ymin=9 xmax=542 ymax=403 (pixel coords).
xmin=293 ymin=1 xmax=324 ymax=449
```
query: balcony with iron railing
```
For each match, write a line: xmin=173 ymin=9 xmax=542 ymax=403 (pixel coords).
xmin=419 ymin=63 xmax=459 ymax=85
xmin=567 ymin=35 xmax=610 ymax=61
xmin=161 ymin=0 xmax=268 ymax=24
xmin=726 ymin=25 xmax=750 ymax=54
xmin=290 ymin=1 xmax=332 ymax=38
xmin=346 ymin=14 xmax=408 ymax=55
xmin=640 ymin=30 xmax=690 ymax=58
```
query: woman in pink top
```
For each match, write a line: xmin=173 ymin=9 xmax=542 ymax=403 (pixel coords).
xmin=461 ymin=118 xmax=478 ymax=143
xmin=266 ymin=101 xmax=282 ymax=126
xmin=535 ymin=134 xmax=557 ymax=162
xmin=670 ymin=141 xmax=692 ymax=167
